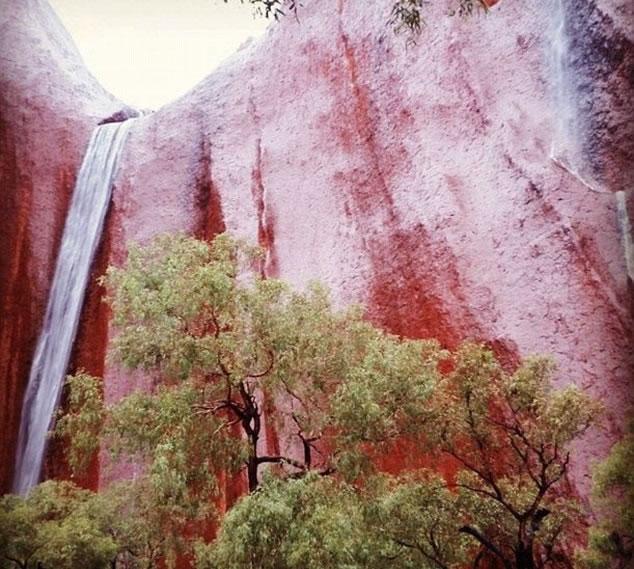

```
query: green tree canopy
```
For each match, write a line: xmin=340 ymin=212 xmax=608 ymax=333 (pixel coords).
xmin=0 ymin=481 xmax=115 ymax=569
xmin=198 ymin=342 xmax=601 ymax=569
xmin=52 ymin=232 xmax=601 ymax=569
xmin=58 ymin=233 xmax=444 ymax=494
xmin=0 ymin=477 xmax=208 ymax=569
xmin=578 ymin=421 xmax=634 ymax=569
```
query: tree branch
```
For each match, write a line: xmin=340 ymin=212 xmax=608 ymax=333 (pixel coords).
xmin=442 ymin=446 xmax=520 ymax=519
xmin=459 ymin=526 xmax=513 ymax=569
xmin=247 ymin=346 xmax=275 ymax=378
xmin=472 ymin=549 xmax=485 ymax=569
xmin=256 ymin=455 xmax=306 ymax=471
xmin=4 ymin=556 xmax=27 ymax=569
xmin=392 ymin=538 xmax=451 ymax=569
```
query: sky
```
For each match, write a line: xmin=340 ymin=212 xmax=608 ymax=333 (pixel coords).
xmin=49 ymin=0 xmax=270 ymax=109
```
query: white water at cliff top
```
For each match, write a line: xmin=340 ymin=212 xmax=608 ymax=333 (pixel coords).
xmin=48 ymin=0 xmax=268 ymax=109
xmin=13 ymin=121 xmax=134 ymax=495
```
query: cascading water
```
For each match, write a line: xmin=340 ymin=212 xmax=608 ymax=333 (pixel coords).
xmin=549 ymin=0 xmax=577 ymax=161
xmin=12 ymin=120 xmax=134 ymax=495
xmin=548 ymin=0 xmax=598 ymax=192
xmin=548 ymin=0 xmax=633 ymax=282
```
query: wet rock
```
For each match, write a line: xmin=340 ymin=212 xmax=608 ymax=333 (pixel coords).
xmin=562 ymin=0 xmax=634 ymax=192
xmin=98 ymin=106 xmax=145 ymax=125
xmin=1 ymin=0 xmax=631 ymax=499
xmin=103 ymin=0 xmax=632 ymax=495
xmin=0 ymin=0 xmax=119 ymax=491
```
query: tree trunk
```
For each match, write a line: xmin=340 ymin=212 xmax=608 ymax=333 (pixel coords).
xmin=247 ymin=455 xmax=259 ymax=492
xmin=516 ymin=545 xmax=536 ymax=569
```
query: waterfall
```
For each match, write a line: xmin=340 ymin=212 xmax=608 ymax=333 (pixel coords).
xmin=549 ymin=0 xmax=576 ymax=159
xmin=548 ymin=0 xmax=600 ymax=192
xmin=12 ymin=120 xmax=134 ymax=495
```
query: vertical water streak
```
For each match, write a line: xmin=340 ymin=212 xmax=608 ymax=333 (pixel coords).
xmin=550 ymin=0 xmax=577 ymax=158
xmin=616 ymin=191 xmax=634 ymax=283
xmin=12 ymin=121 xmax=134 ymax=495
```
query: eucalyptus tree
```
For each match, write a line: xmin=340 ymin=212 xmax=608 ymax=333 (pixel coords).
xmin=198 ymin=343 xmax=601 ymax=569
xmin=578 ymin=421 xmax=634 ymax=569
xmin=0 ymin=481 xmax=115 ymax=569
xmin=56 ymin=233 xmax=601 ymax=569
xmin=372 ymin=345 xmax=601 ymax=569
xmin=58 ymin=233 xmax=442 ymax=495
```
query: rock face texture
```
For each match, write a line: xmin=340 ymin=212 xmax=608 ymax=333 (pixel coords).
xmin=101 ymin=0 xmax=633 ymax=492
xmin=562 ymin=0 xmax=634 ymax=193
xmin=1 ymin=0 xmax=632 ymax=496
xmin=0 ymin=0 xmax=119 ymax=492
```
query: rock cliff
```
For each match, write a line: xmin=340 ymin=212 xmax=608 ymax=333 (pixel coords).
xmin=102 ymin=0 xmax=633 ymax=491
xmin=1 ymin=0 xmax=632 ymax=495
xmin=0 ymin=0 xmax=119 ymax=491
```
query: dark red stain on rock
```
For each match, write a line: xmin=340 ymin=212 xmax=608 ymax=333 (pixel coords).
xmin=327 ymin=22 xmax=482 ymax=349
xmin=367 ymin=226 xmax=481 ymax=347
xmin=251 ymin=134 xmax=279 ymax=278
xmin=0 ymin=124 xmax=35 ymax=492
xmin=194 ymin=133 xmax=226 ymax=242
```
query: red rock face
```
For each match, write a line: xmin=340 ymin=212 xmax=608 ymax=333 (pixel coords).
xmin=101 ymin=0 xmax=632 ymax=496
xmin=1 ymin=0 xmax=631 ymax=502
xmin=0 ymin=0 xmax=119 ymax=492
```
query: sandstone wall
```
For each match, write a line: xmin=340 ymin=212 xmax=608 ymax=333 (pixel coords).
xmin=101 ymin=0 xmax=633 ymax=494
xmin=0 ymin=0 xmax=631 ymax=497
xmin=0 ymin=0 xmax=118 ymax=491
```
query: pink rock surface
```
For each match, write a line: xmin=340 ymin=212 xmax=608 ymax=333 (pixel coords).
xmin=0 ymin=0 xmax=119 ymax=491
xmin=0 ymin=0 xmax=631 ymax=500
xmin=101 ymin=0 xmax=633 ymax=496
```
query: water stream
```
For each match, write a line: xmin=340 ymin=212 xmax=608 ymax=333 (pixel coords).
xmin=13 ymin=120 xmax=134 ymax=495
xmin=550 ymin=0 xmax=576 ymax=159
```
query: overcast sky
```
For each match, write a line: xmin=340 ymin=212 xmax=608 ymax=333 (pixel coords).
xmin=49 ymin=0 xmax=269 ymax=109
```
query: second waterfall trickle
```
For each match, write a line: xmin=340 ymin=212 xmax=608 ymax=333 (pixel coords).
xmin=13 ymin=120 xmax=134 ymax=495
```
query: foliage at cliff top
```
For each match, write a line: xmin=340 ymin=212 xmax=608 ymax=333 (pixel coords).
xmin=232 ymin=0 xmax=491 ymax=34
xmin=40 ymin=232 xmax=604 ymax=569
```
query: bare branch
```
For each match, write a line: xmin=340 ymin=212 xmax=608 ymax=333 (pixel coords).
xmin=459 ymin=526 xmax=513 ymax=569
xmin=442 ymin=447 xmax=520 ymax=520
xmin=256 ymin=455 xmax=306 ymax=471
xmin=247 ymin=346 xmax=275 ymax=378
xmin=392 ymin=537 xmax=451 ymax=569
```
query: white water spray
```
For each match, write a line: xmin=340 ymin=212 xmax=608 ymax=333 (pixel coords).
xmin=12 ymin=121 xmax=134 ymax=495
xmin=550 ymin=0 xmax=577 ymax=157
xmin=616 ymin=191 xmax=634 ymax=283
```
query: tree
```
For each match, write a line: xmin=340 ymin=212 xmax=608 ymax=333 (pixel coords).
xmin=198 ymin=472 xmax=470 ymax=569
xmin=0 ymin=481 xmax=116 ymax=569
xmin=88 ymin=479 xmax=207 ymax=569
xmin=0 ymin=477 xmax=206 ymax=569
xmin=413 ymin=344 xmax=601 ymax=569
xmin=195 ymin=342 xmax=601 ymax=569
xmin=56 ymin=233 xmax=601 ymax=569
xmin=58 ymin=232 xmax=442 ymax=498
xmin=578 ymin=421 xmax=634 ymax=569
xmin=196 ymin=474 xmax=377 ymax=569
